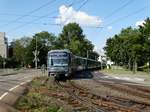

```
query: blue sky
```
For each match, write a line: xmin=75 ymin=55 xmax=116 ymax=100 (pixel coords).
xmin=0 ymin=0 xmax=150 ymax=52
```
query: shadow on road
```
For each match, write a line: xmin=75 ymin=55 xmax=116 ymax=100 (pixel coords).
xmin=55 ymin=70 xmax=94 ymax=81
xmin=70 ymin=70 xmax=94 ymax=80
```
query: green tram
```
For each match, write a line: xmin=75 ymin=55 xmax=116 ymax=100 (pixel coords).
xmin=47 ymin=49 xmax=101 ymax=79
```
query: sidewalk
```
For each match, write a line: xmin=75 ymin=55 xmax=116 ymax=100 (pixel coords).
xmin=101 ymin=69 xmax=150 ymax=86
xmin=0 ymin=69 xmax=18 ymax=76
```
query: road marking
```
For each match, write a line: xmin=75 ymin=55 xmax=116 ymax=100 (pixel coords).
xmin=9 ymin=85 xmax=20 ymax=91
xmin=0 ymin=92 xmax=8 ymax=100
xmin=122 ymin=82 xmax=150 ymax=87
xmin=20 ymin=82 xmax=26 ymax=85
xmin=0 ymin=80 xmax=31 ymax=100
xmin=96 ymin=78 xmax=150 ymax=87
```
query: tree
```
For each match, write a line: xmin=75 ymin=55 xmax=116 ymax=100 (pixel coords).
xmin=7 ymin=42 xmax=19 ymax=68
xmin=104 ymin=27 xmax=144 ymax=72
xmin=26 ymin=31 xmax=56 ymax=67
xmin=8 ymin=41 xmax=15 ymax=58
xmin=120 ymin=27 xmax=143 ymax=72
xmin=58 ymin=23 xmax=98 ymax=59
xmin=139 ymin=18 xmax=150 ymax=70
xmin=104 ymin=35 xmax=125 ymax=65
xmin=13 ymin=37 xmax=31 ymax=67
xmin=59 ymin=23 xmax=84 ymax=48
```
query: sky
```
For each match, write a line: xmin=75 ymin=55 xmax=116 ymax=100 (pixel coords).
xmin=0 ymin=0 xmax=150 ymax=53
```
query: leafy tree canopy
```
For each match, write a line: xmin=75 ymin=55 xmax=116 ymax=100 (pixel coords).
xmin=8 ymin=23 xmax=99 ymax=68
xmin=57 ymin=23 xmax=97 ymax=58
xmin=104 ymin=17 xmax=150 ymax=72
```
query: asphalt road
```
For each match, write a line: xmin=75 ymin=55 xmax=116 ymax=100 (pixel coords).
xmin=0 ymin=69 xmax=45 ymax=100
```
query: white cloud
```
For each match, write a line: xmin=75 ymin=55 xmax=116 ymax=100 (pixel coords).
xmin=107 ymin=26 xmax=112 ymax=30
xmin=56 ymin=5 xmax=102 ymax=27
xmin=135 ymin=20 xmax=145 ymax=27
xmin=94 ymin=46 xmax=104 ymax=55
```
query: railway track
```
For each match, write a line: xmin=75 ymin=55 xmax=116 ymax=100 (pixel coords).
xmin=93 ymin=79 xmax=150 ymax=100
xmin=10 ymin=73 xmax=149 ymax=112
xmin=93 ymin=72 xmax=150 ymax=94
xmin=92 ymin=72 xmax=150 ymax=105
xmin=19 ymin=76 xmax=148 ymax=112
xmin=79 ymin=71 xmax=150 ymax=111
xmin=68 ymin=80 xmax=143 ymax=112
xmin=127 ymin=84 xmax=150 ymax=93
xmin=25 ymin=73 xmax=150 ymax=112
xmin=55 ymin=79 xmax=105 ymax=112
xmin=54 ymin=78 xmax=143 ymax=112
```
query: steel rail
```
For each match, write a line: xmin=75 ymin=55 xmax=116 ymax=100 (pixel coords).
xmin=55 ymin=79 xmax=106 ymax=112
xmin=68 ymin=80 xmax=140 ymax=112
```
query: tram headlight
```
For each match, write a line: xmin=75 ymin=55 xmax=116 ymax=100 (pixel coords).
xmin=65 ymin=73 xmax=69 ymax=77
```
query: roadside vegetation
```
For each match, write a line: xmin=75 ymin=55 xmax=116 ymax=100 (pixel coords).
xmin=16 ymin=93 xmax=63 ymax=112
xmin=0 ymin=23 xmax=99 ymax=69
xmin=102 ymin=68 xmax=149 ymax=76
xmin=15 ymin=77 xmax=72 ymax=112
xmin=104 ymin=18 xmax=150 ymax=73
xmin=101 ymin=68 xmax=150 ymax=84
xmin=1 ymin=17 xmax=150 ymax=75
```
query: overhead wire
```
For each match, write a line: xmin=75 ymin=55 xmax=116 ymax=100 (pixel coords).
xmin=61 ymin=0 xmax=92 ymax=27
xmin=76 ymin=0 xmax=102 ymax=28
xmin=6 ymin=0 xmax=146 ymax=34
xmin=0 ymin=0 xmax=57 ymax=28
xmin=105 ymin=3 xmax=150 ymax=27
xmin=3 ymin=0 xmax=149 ymax=31
xmin=104 ymin=0 xmax=134 ymax=19
xmin=0 ymin=13 xmax=58 ymax=19
xmin=98 ymin=2 xmax=150 ymax=34
xmin=7 ymin=0 xmax=96 ymax=33
xmin=98 ymin=0 xmax=134 ymax=32
xmin=0 ymin=19 xmax=102 ymax=29
xmin=0 ymin=1 xmax=85 ymax=19
xmin=0 ymin=20 xmax=60 ymax=26
xmin=76 ymin=0 xmax=89 ymax=10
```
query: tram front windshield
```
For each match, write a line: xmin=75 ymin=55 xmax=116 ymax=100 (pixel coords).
xmin=49 ymin=52 xmax=69 ymax=67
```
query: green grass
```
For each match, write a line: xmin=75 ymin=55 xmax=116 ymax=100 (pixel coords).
xmin=16 ymin=77 xmax=64 ymax=112
xmin=101 ymin=68 xmax=150 ymax=76
xmin=16 ymin=93 xmax=63 ymax=112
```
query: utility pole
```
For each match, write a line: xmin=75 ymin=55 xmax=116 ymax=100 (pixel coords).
xmin=33 ymin=36 xmax=39 ymax=69
xmin=86 ymin=50 xmax=89 ymax=69
xmin=35 ymin=35 xmax=37 ymax=69
xmin=87 ymin=50 xmax=89 ymax=59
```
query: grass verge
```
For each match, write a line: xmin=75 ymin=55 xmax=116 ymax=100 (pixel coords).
xmin=101 ymin=68 xmax=150 ymax=76
xmin=15 ymin=77 xmax=65 ymax=112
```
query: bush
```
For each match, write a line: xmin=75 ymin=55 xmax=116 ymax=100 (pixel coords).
xmin=138 ymin=64 xmax=149 ymax=72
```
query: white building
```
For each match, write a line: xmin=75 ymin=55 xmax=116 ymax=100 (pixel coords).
xmin=0 ymin=32 xmax=8 ymax=58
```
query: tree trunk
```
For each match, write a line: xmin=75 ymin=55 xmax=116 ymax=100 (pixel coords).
xmin=148 ymin=60 xmax=150 ymax=73
xmin=128 ymin=58 xmax=131 ymax=71
xmin=133 ymin=57 xmax=137 ymax=74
